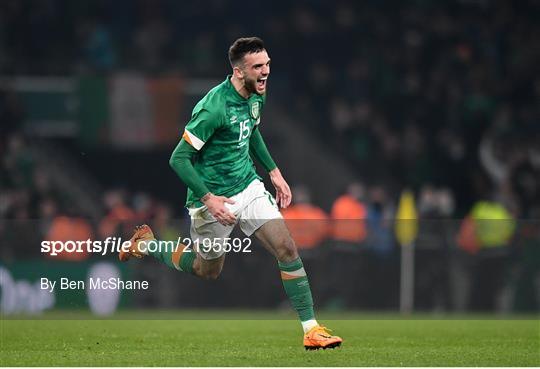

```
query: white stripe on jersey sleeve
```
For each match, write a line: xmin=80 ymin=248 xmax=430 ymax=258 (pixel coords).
xmin=255 ymin=118 xmax=261 ymax=126
xmin=184 ymin=129 xmax=205 ymax=150
xmin=285 ymin=267 xmax=307 ymax=277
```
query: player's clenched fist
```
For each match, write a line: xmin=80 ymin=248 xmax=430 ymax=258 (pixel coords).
xmin=202 ymin=193 xmax=237 ymax=226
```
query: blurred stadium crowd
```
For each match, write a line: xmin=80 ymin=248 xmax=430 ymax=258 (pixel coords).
xmin=1 ymin=0 xmax=539 ymax=312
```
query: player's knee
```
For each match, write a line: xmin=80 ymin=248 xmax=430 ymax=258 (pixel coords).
xmin=276 ymin=236 xmax=298 ymax=263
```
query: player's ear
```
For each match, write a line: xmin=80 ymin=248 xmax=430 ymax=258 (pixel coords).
xmin=233 ymin=65 xmax=244 ymax=80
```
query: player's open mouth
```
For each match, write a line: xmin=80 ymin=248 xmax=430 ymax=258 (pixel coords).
xmin=257 ymin=77 xmax=267 ymax=89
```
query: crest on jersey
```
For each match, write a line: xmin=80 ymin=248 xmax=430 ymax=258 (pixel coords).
xmin=250 ymin=101 xmax=260 ymax=120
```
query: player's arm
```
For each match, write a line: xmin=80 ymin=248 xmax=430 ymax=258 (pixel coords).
xmin=170 ymin=106 xmax=236 ymax=225
xmin=169 ymin=139 xmax=236 ymax=225
xmin=169 ymin=139 xmax=210 ymax=200
xmin=249 ymin=127 xmax=292 ymax=208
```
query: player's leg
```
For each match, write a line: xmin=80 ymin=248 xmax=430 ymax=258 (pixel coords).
xmin=239 ymin=181 xmax=342 ymax=349
xmin=145 ymin=238 xmax=226 ymax=280
xmin=253 ymin=218 xmax=342 ymax=349
xmin=187 ymin=208 xmax=234 ymax=279
xmin=119 ymin=221 xmax=228 ymax=280
xmin=240 ymin=182 xmax=316 ymax=330
xmin=192 ymin=254 xmax=225 ymax=280
xmin=118 ymin=224 xmax=197 ymax=273
xmin=253 ymin=219 xmax=315 ymax=325
xmin=252 ymin=218 xmax=297 ymax=260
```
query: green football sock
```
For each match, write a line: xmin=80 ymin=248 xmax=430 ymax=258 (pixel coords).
xmin=147 ymin=240 xmax=196 ymax=274
xmin=279 ymin=257 xmax=316 ymax=322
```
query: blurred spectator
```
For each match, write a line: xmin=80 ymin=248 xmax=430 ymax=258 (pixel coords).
xmin=363 ymin=184 xmax=398 ymax=309
xmin=80 ymin=17 xmax=117 ymax=72
xmin=472 ymin=200 xmax=515 ymax=250
xmin=45 ymin=213 xmax=93 ymax=261
xmin=98 ymin=189 xmax=136 ymax=239
xmin=457 ymin=199 xmax=516 ymax=311
xmin=418 ymin=185 xmax=455 ymax=218
xmin=133 ymin=191 xmax=154 ymax=222
xmin=415 ymin=185 xmax=455 ymax=311
xmin=152 ymin=202 xmax=183 ymax=241
xmin=134 ymin=16 xmax=171 ymax=72
xmin=457 ymin=199 xmax=515 ymax=255
xmin=331 ymin=182 xmax=368 ymax=244
xmin=365 ymin=185 xmax=394 ymax=256
xmin=327 ymin=182 xmax=369 ymax=308
xmin=4 ymin=135 xmax=35 ymax=190
xmin=282 ymin=185 xmax=329 ymax=249
xmin=38 ymin=197 xmax=58 ymax=235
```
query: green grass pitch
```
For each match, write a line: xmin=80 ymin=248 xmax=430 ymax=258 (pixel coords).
xmin=1 ymin=311 xmax=538 ymax=366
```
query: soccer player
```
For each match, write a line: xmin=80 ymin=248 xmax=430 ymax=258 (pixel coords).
xmin=119 ymin=37 xmax=342 ymax=350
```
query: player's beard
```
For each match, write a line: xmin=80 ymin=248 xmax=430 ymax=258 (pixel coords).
xmin=243 ymin=75 xmax=263 ymax=95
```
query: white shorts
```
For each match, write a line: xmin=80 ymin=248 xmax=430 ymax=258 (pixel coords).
xmin=188 ymin=179 xmax=283 ymax=260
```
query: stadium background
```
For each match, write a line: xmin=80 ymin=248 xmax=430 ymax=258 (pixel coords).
xmin=1 ymin=0 xmax=539 ymax=316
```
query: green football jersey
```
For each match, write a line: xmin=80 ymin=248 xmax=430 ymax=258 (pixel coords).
xmin=182 ymin=75 xmax=266 ymax=207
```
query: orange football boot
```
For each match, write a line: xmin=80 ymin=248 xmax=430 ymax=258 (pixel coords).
xmin=118 ymin=224 xmax=155 ymax=261
xmin=303 ymin=325 xmax=343 ymax=350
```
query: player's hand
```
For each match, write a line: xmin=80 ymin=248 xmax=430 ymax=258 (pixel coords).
xmin=202 ymin=193 xmax=237 ymax=226
xmin=269 ymin=168 xmax=292 ymax=209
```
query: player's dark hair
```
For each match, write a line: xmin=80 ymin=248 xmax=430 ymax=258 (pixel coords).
xmin=228 ymin=37 xmax=265 ymax=66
